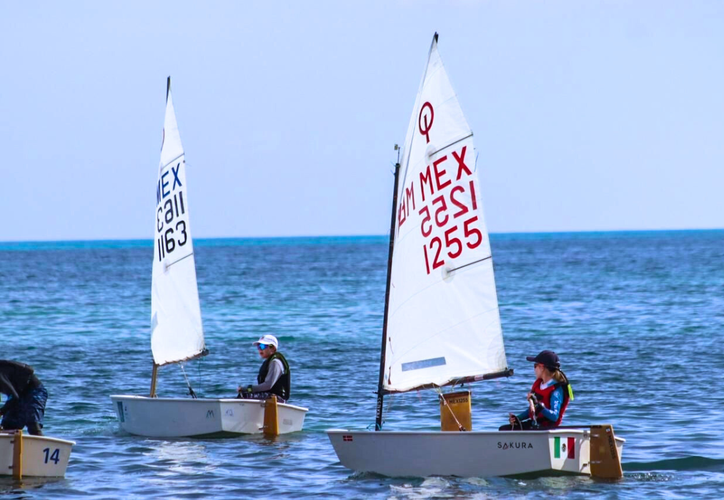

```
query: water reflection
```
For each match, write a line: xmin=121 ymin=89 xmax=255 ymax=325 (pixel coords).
xmin=141 ymin=440 xmax=216 ymax=479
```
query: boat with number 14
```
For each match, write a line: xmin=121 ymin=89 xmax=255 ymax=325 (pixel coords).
xmin=0 ymin=430 xmax=74 ymax=478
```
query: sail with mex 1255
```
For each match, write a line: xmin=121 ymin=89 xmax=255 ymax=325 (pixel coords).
xmin=327 ymin=33 xmax=624 ymax=479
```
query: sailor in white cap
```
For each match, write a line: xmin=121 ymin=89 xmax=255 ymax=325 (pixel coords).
xmin=237 ymin=334 xmax=291 ymax=403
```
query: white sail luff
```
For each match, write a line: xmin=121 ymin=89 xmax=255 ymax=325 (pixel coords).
xmin=150 ymin=80 xmax=205 ymax=366
xmin=383 ymin=36 xmax=508 ymax=393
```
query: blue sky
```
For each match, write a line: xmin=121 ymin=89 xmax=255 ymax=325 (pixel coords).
xmin=1 ymin=1 xmax=722 ymax=241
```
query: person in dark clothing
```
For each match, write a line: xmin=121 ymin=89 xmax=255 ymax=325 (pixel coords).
xmin=0 ymin=360 xmax=48 ymax=436
xmin=237 ymin=335 xmax=291 ymax=403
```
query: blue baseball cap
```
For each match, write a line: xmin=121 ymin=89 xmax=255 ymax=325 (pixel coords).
xmin=526 ymin=350 xmax=560 ymax=370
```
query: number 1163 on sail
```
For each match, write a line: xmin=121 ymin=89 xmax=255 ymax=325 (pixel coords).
xmin=155 ymin=191 xmax=189 ymax=262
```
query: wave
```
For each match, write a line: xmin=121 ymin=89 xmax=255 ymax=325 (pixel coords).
xmin=625 ymin=456 xmax=724 ymax=472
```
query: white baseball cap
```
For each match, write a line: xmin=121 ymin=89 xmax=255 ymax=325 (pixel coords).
xmin=252 ymin=334 xmax=279 ymax=349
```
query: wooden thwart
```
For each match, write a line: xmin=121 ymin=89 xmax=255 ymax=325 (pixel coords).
xmin=263 ymin=396 xmax=279 ymax=437
xmin=440 ymin=391 xmax=472 ymax=431
xmin=590 ymin=424 xmax=623 ymax=479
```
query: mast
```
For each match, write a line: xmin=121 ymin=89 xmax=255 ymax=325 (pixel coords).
xmin=150 ymin=363 xmax=158 ymax=397
xmin=148 ymin=75 xmax=169 ymax=399
xmin=375 ymin=147 xmax=402 ymax=431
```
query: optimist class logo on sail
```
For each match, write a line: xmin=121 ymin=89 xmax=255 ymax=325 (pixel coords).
xmin=398 ymin=101 xmax=485 ymax=275
xmin=418 ymin=102 xmax=434 ymax=143
xmin=155 ymin=158 xmax=191 ymax=264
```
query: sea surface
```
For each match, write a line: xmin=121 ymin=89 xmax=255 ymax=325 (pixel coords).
xmin=0 ymin=230 xmax=723 ymax=499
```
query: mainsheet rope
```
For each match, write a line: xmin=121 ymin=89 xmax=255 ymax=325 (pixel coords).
xmin=179 ymin=362 xmax=198 ymax=399
xmin=436 ymin=387 xmax=467 ymax=432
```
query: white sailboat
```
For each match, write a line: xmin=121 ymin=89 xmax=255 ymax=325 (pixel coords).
xmin=111 ymin=78 xmax=307 ymax=438
xmin=327 ymin=34 xmax=624 ymax=478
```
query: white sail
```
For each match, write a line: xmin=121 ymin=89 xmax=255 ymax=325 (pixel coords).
xmin=383 ymin=35 xmax=508 ymax=393
xmin=150 ymin=79 xmax=205 ymax=366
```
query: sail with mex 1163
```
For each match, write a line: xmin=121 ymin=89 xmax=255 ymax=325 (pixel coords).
xmin=110 ymin=77 xmax=307 ymax=438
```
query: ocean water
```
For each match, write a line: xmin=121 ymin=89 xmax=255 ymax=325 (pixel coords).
xmin=0 ymin=230 xmax=723 ymax=498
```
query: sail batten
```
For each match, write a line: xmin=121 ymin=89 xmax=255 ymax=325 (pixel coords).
xmin=382 ymin=35 xmax=508 ymax=394
xmin=424 ymin=133 xmax=474 ymax=158
xmin=150 ymin=78 xmax=206 ymax=366
xmin=160 ymin=154 xmax=186 ymax=172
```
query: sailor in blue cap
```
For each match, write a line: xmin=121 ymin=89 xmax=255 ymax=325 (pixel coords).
xmin=500 ymin=350 xmax=573 ymax=431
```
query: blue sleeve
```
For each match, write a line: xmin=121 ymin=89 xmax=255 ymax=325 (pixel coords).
xmin=539 ymin=387 xmax=563 ymax=422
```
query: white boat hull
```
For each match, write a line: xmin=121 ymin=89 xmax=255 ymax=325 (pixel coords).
xmin=0 ymin=432 xmax=74 ymax=477
xmin=327 ymin=429 xmax=624 ymax=478
xmin=111 ymin=395 xmax=308 ymax=437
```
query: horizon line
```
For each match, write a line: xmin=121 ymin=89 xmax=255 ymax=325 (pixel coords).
xmin=1 ymin=227 xmax=723 ymax=246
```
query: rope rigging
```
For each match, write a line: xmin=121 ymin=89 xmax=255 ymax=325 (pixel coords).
xmin=437 ymin=388 xmax=467 ymax=432
xmin=179 ymin=362 xmax=198 ymax=399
